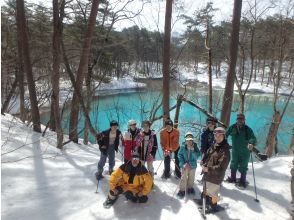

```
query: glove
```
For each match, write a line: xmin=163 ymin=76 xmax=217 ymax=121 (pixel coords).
xmin=163 ymin=150 xmax=171 ymax=157
xmin=147 ymin=154 xmax=153 ymax=161
xmin=184 ymin=163 xmax=190 ymax=170
xmin=248 ymin=144 xmax=254 ymax=151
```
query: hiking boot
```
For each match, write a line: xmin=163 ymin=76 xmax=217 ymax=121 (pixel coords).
xmin=177 ymin=191 xmax=185 ymax=199
xmin=174 ymin=171 xmax=181 ymax=179
xmin=188 ymin=188 xmax=195 ymax=195
xmin=161 ymin=172 xmax=171 ymax=179
xmin=226 ymin=176 xmax=236 ymax=183
xmin=103 ymin=196 xmax=117 ymax=208
xmin=95 ymin=172 xmax=104 ymax=181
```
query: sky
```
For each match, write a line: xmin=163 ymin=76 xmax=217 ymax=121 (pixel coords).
xmin=1 ymin=0 xmax=292 ymax=34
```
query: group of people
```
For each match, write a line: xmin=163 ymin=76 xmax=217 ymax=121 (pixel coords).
xmin=95 ymin=113 xmax=257 ymax=212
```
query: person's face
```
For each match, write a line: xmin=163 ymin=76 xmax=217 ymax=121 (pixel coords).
xmin=130 ymin=123 xmax=136 ymax=131
xmin=207 ymin=121 xmax=215 ymax=130
xmin=185 ymin=139 xmax=193 ymax=147
xmin=142 ymin=124 xmax=150 ymax=132
xmin=166 ymin=124 xmax=172 ymax=131
xmin=214 ymin=133 xmax=224 ymax=144
xmin=131 ymin=157 xmax=140 ymax=167
xmin=236 ymin=117 xmax=245 ymax=126
xmin=111 ymin=125 xmax=118 ymax=132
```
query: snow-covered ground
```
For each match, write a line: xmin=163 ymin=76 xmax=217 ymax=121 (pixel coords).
xmin=178 ymin=63 xmax=293 ymax=96
xmin=1 ymin=114 xmax=293 ymax=220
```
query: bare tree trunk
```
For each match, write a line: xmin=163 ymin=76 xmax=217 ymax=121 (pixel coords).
xmin=1 ymin=78 xmax=18 ymax=114
xmin=162 ymin=0 xmax=173 ymax=122
xmin=83 ymin=62 xmax=92 ymax=145
xmin=261 ymin=58 xmax=266 ymax=85
xmin=220 ymin=0 xmax=242 ymax=126
xmin=16 ymin=0 xmax=41 ymax=132
xmin=51 ymin=0 xmax=64 ymax=149
xmin=173 ymin=95 xmax=183 ymax=129
xmin=69 ymin=0 xmax=100 ymax=143
xmin=16 ymin=26 xmax=25 ymax=122
xmin=265 ymin=111 xmax=281 ymax=157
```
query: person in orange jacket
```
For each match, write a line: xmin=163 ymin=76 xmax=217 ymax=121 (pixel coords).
xmin=103 ymin=151 xmax=153 ymax=208
xmin=160 ymin=119 xmax=181 ymax=179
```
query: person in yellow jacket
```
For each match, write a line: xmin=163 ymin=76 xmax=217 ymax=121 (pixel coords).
xmin=160 ymin=119 xmax=181 ymax=179
xmin=103 ymin=151 xmax=153 ymax=208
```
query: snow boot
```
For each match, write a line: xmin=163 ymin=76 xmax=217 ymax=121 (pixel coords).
xmin=188 ymin=188 xmax=195 ymax=195
xmin=176 ymin=191 xmax=185 ymax=199
xmin=103 ymin=196 xmax=117 ymax=208
xmin=95 ymin=171 xmax=104 ymax=181
xmin=226 ymin=170 xmax=237 ymax=183
xmin=236 ymin=172 xmax=247 ymax=189
xmin=161 ymin=171 xmax=171 ymax=179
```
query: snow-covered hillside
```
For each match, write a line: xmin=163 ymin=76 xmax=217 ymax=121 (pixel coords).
xmin=1 ymin=114 xmax=293 ymax=220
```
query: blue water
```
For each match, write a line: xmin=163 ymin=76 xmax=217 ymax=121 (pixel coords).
xmin=40 ymin=88 xmax=294 ymax=159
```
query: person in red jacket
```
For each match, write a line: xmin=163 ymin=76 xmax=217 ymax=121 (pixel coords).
xmin=122 ymin=120 xmax=140 ymax=163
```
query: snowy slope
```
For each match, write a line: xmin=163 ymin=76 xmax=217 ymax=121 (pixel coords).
xmin=1 ymin=114 xmax=293 ymax=220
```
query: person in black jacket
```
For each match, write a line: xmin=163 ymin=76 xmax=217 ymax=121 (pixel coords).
xmin=95 ymin=120 xmax=122 ymax=180
xmin=135 ymin=120 xmax=158 ymax=179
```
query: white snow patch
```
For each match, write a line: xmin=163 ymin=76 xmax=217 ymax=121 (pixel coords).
xmin=1 ymin=114 xmax=293 ymax=220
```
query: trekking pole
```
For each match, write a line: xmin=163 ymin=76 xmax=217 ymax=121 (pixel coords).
xmin=251 ymin=152 xmax=259 ymax=202
xmin=154 ymin=159 xmax=163 ymax=175
xmin=172 ymin=173 xmax=184 ymax=198
xmin=202 ymin=179 xmax=206 ymax=218
xmin=95 ymin=179 xmax=99 ymax=194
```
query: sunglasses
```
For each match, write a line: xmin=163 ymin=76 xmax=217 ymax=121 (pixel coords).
xmin=130 ymin=124 xmax=136 ymax=126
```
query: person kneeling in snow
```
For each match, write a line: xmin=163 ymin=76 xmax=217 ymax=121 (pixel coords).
xmin=177 ymin=132 xmax=200 ymax=199
xmin=199 ymin=127 xmax=230 ymax=212
xmin=103 ymin=151 xmax=153 ymax=207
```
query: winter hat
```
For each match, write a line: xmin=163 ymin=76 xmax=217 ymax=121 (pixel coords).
xmin=237 ymin=113 xmax=245 ymax=120
xmin=110 ymin=120 xmax=118 ymax=127
xmin=165 ymin=119 xmax=173 ymax=126
xmin=213 ymin=127 xmax=226 ymax=135
xmin=185 ymin=132 xmax=194 ymax=141
xmin=206 ymin=117 xmax=216 ymax=124
xmin=131 ymin=151 xmax=140 ymax=159
xmin=128 ymin=119 xmax=137 ymax=127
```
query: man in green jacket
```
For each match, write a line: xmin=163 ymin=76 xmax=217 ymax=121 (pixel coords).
xmin=226 ymin=113 xmax=257 ymax=189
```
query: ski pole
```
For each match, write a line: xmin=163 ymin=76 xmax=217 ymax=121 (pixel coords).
xmin=95 ymin=179 xmax=99 ymax=194
xmin=251 ymin=152 xmax=259 ymax=202
xmin=154 ymin=159 xmax=163 ymax=175
xmin=202 ymin=179 xmax=206 ymax=217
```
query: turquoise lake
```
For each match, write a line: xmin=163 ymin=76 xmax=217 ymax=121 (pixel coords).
xmin=41 ymin=86 xmax=294 ymax=160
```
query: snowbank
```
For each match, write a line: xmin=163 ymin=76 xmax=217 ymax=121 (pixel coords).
xmin=1 ymin=114 xmax=293 ymax=220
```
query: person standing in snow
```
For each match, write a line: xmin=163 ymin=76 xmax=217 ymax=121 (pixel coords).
xmin=198 ymin=127 xmax=230 ymax=212
xmin=160 ymin=119 xmax=181 ymax=179
xmin=122 ymin=120 xmax=140 ymax=163
xmin=95 ymin=120 xmax=122 ymax=180
xmin=226 ymin=113 xmax=257 ymax=189
xmin=135 ymin=120 xmax=158 ymax=179
xmin=200 ymin=117 xmax=217 ymax=155
xmin=177 ymin=132 xmax=201 ymax=199
xmin=103 ymin=151 xmax=153 ymax=207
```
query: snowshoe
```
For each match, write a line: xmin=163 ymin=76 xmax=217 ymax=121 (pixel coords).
xmin=103 ymin=196 xmax=117 ymax=209
xmin=95 ymin=172 xmax=104 ymax=181
xmin=161 ymin=172 xmax=171 ymax=179
xmin=255 ymin=153 xmax=268 ymax=161
xmin=225 ymin=176 xmax=236 ymax=183
xmin=176 ymin=191 xmax=185 ymax=199
xmin=235 ymin=180 xmax=249 ymax=190
xmin=188 ymin=188 xmax=195 ymax=195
